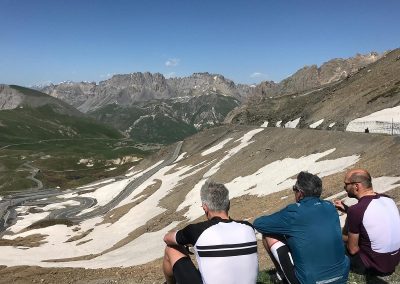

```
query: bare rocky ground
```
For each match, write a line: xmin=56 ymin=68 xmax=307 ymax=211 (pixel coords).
xmin=229 ymin=48 xmax=400 ymax=132
xmin=0 ymin=125 xmax=399 ymax=283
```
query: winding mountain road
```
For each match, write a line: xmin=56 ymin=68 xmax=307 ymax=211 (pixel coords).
xmin=0 ymin=141 xmax=183 ymax=229
xmin=66 ymin=141 xmax=183 ymax=222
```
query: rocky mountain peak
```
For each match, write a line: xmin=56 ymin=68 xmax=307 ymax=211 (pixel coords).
xmin=103 ymin=72 xmax=167 ymax=87
xmin=38 ymin=81 xmax=96 ymax=109
xmin=247 ymin=51 xmax=385 ymax=100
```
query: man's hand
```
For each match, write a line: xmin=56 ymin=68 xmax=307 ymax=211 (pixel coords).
xmin=333 ymin=200 xmax=348 ymax=213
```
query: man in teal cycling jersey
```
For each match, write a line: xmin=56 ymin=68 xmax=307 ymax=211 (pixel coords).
xmin=254 ymin=171 xmax=349 ymax=284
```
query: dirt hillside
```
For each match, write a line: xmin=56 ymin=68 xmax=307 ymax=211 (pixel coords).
xmin=0 ymin=125 xmax=399 ymax=283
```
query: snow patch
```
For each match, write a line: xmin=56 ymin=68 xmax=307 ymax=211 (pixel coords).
xmin=346 ymin=106 xmax=400 ymax=134
xmin=175 ymin=152 xmax=186 ymax=162
xmin=201 ymin=138 xmax=233 ymax=156
xmin=285 ymin=117 xmax=301 ymax=128
xmin=309 ymin=119 xmax=324 ymax=128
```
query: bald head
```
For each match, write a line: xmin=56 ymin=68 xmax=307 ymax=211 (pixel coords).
xmin=345 ymin=169 xmax=372 ymax=189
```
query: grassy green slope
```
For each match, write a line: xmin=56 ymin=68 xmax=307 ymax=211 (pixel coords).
xmin=0 ymin=105 xmax=121 ymax=145
xmin=89 ymin=94 xmax=239 ymax=144
xmin=129 ymin=114 xmax=197 ymax=144
xmin=0 ymin=105 xmax=152 ymax=195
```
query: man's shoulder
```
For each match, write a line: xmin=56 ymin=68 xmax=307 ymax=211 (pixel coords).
xmin=183 ymin=217 xmax=245 ymax=231
xmin=183 ymin=218 xmax=217 ymax=231
xmin=230 ymin=219 xmax=254 ymax=228
xmin=347 ymin=196 xmax=374 ymax=217
xmin=183 ymin=218 xmax=254 ymax=240
xmin=319 ymin=199 xmax=338 ymax=211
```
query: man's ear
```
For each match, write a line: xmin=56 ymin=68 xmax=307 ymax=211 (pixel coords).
xmin=354 ymin=183 xmax=360 ymax=193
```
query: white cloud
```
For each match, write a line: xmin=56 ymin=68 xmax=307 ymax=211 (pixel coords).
xmin=250 ymin=72 xmax=268 ymax=79
xmin=250 ymin=72 xmax=262 ymax=78
xmin=165 ymin=58 xmax=180 ymax=67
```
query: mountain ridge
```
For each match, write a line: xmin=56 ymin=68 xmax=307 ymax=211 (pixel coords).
xmin=37 ymin=72 xmax=249 ymax=113
xmin=35 ymin=51 xmax=384 ymax=113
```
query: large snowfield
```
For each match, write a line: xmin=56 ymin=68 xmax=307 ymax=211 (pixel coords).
xmin=346 ymin=105 xmax=400 ymax=134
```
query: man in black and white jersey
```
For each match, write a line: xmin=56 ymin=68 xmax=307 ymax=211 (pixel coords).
xmin=162 ymin=180 xmax=258 ymax=284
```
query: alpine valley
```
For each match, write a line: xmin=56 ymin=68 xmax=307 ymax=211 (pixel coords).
xmin=0 ymin=49 xmax=399 ymax=283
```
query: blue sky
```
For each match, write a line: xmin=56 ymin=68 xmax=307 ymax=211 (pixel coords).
xmin=1 ymin=0 xmax=400 ymax=86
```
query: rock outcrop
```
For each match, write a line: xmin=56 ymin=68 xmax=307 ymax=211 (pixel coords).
xmin=247 ymin=52 xmax=383 ymax=101
xmin=0 ymin=85 xmax=24 ymax=110
xmin=38 ymin=72 xmax=250 ymax=113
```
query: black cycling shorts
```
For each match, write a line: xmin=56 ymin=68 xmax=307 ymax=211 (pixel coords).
xmin=173 ymin=256 xmax=203 ymax=284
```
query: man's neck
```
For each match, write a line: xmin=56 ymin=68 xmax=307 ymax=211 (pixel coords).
xmin=208 ymin=211 xmax=229 ymax=220
xmin=358 ymin=188 xmax=376 ymax=199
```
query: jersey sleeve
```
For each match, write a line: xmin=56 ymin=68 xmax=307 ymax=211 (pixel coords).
xmin=175 ymin=222 xmax=207 ymax=245
xmin=347 ymin=205 xmax=363 ymax=234
xmin=253 ymin=205 xmax=297 ymax=236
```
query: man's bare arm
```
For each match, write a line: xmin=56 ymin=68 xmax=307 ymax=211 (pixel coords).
xmin=347 ymin=232 xmax=360 ymax=255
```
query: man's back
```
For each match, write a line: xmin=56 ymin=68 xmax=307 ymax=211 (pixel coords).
xmin=254 ymin=197 xmax=349 ymax=283
xmin=176 ymin=217 xmax=258 ymax=284
xmin=287 ymin=198 xmax=349 ymax=283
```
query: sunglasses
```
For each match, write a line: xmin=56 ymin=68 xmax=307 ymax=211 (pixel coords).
xmin=292 ymin=185 xmax=300 ymax=192
xmin=343 ymin=181 xmax=359 ymax=189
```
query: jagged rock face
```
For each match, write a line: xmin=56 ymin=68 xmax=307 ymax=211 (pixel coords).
xmin=168 ymin=72 xmax=250 ymax=100
xmin=245 ymin=81 xmax=278 ymax=104
xmin=248 ymin=52 xmax=383 ymax=99
xmin=79 ymin=72 xmax=170 ymax=112
xmin=318 ymin=52 xmax=380 ymax=84
xmin=40 ymin=81 xmax=96 ymax=109
xmin=39 ymin=72 xmax=250 ymax=113
xmin=0 ymin=85 xmax=23 ymax=110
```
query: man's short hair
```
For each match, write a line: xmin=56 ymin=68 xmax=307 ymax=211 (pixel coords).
xmin=295 ymin=171 xmax=322 ymax=197
xmin=349 ymin=172 xmax=372 ymax=188
xmin=200 ymin=180 xmax=230 ymax=211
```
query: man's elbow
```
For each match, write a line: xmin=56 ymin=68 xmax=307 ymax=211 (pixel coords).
xmin=163 ymin=231 xmax=176 ymax=245
xmin=163 ymin=234 xmax=168 ymax=244
xmin=347 ymin=245 xmax=360 ymax=255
